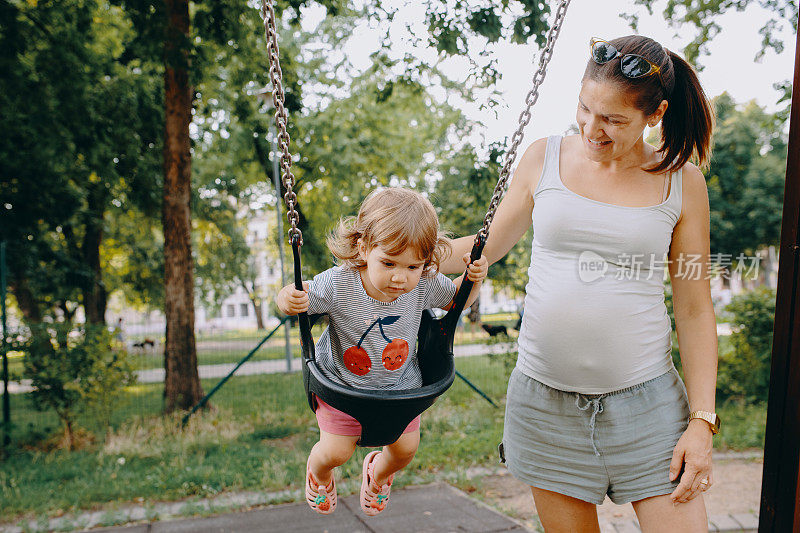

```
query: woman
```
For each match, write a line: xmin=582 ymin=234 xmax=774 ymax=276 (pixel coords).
xmin=442 ymin=35 xmax=718 ymax=532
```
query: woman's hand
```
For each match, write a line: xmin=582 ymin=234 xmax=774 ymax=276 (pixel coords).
xmin=277 ymin=283 xmax=309 ymax=316
xmin=669 ymin=420 xmax=714 ymax=504
xmin=465 ymin=254 xmax=489 ymax=283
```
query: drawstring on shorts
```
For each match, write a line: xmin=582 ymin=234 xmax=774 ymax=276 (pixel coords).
xmin=576 ymin=395 xmax=605 ymax=456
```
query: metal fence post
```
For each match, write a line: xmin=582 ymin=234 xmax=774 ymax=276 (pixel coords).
xmin=1 ymin=241 xmax=10 ymax=447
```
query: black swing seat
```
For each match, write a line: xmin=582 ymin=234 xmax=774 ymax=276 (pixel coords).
xmin=301 ymin=308 xmax=458 ymax=447
xmin=292 ymin=236 xmax=484 ymax=448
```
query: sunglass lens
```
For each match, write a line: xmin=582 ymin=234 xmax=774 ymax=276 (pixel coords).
xmin=592 ymin=41 xmax=618 ymax=63
xmin=620 ymin=55 xmax=653 ymax=78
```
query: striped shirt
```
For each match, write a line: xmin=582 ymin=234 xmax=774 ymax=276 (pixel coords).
xmin=307 ymin=266 xmax=457 ymax=390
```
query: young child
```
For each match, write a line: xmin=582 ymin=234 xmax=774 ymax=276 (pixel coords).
xmin=277 ymin=187 xmax=488 ymax=517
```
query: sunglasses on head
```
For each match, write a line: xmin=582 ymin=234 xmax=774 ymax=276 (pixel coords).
xmin=589 ymin=38 xmax=663 ymax=87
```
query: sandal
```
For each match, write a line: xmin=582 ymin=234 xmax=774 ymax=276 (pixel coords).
xmin=360 ymin=450 xmax=393 ymax=516
xmin=305 ymin=457 xmax=336 ymax=514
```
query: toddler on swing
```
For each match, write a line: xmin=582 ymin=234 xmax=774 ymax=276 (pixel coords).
xmin=277 ymin=187 xmax=488 ymax=516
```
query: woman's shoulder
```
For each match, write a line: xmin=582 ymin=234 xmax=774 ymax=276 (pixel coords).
xmin=514 ymin=136 xmax=553 ymax=187
xmin=674 ymin=162 xmax=708 ymax=224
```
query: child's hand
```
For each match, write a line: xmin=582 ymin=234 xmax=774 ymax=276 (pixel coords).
xmin=277 ymin=283 xmax=309 ymax=315
xmin=463 ymin=254 xmax=488 ymax=283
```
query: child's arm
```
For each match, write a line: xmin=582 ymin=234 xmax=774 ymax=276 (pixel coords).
xmin=444 ymin=254 xmax=489 ymax=310
xmin=276 ymin=281 xmax=310 ymax=316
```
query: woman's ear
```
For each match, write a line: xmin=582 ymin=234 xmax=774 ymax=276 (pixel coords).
xmin=649 ymin=99 xmax=668 ymax=127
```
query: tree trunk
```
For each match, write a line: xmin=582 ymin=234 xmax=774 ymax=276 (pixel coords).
xmin=468 ymin=296 xmax=481 ymax=324
xmin=9 ymin=273 xmax=41 ymax=323
xmin=241 ymin=280 xmax=265 ymax=330
xmin=252 ymin=297 xmax=265 ymax=330
xmin=162 ymin=0 xmax=203 ymax=413
xmin=82 ymin=215 xmax=107 ymax=325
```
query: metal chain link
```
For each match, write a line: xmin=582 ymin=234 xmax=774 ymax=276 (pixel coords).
xmin=477 ymin=0 xmax=571 ymax=243
xmin=260 ymin=0 xmax=302 ymax=244
xmin=261 ymin=0 xmax=571 ymax=246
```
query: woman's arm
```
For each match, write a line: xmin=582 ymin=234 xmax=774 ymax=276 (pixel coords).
xmin=666 ymin=164 xmax=718 ymax=505
xmin=440 ymin=138 xmax=547 ymax=275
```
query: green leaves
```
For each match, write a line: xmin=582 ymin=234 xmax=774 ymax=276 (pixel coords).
xmin=21 ymin=323 xmax=137 ymax=448
xmin=625 ymin=0 xmax=799 ymax=66
xmin=718 ymin=287 xmax=776 ymax=403
xmin=706 ymin=93 xmax=786 ymax=259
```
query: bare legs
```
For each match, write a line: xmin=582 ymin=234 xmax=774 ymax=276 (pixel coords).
xmin=307 ymin=430 xmax=359 ymax=486
xmin=306 ymin=429 xmax=420 ymax=487
xmin=371 ymin=430 xmax=420 ymax=486
xmin=530 ymin=487 xmax=708 ymax=533
xmin=531 ymin=487 xmax=602 ymax=533
xmin=632 ymin=494 xmax=708 ymax=533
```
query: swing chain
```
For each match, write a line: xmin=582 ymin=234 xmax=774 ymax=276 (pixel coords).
xmin=260 ymin=0 xmax=302 ymax=244
xmin=477 ymin=0 xmax=571 ymax=242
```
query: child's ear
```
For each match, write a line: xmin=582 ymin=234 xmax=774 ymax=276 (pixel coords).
xmin=357 ymin=238 xmax=367 ymax=260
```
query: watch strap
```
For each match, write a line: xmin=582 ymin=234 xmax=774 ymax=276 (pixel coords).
xmin=689 ymin=410 xmax=720 ymax=435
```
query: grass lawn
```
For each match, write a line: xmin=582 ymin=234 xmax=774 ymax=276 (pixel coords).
xmin=0 ymin=351 xmax=765 ymax=524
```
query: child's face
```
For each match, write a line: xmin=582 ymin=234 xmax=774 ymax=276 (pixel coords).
xmin=358 ymin=241 xmax=426 ymax=302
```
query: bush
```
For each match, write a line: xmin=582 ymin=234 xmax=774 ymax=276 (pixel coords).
xmin=21 ymin=323 xmax=137 ymax=449
xmin=717 ymin=287 xmax=776 ymax=404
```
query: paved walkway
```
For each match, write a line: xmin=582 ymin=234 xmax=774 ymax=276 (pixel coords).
xmin=5 ymin=342 xmax=514 ymax=394
xmin=2 ymin=483 xmax=529 ymax=533
xmin=0 ymin=475 xmax=760 ymax=533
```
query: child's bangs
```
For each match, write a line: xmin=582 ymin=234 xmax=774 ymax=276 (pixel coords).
xmin=373 ymin=216 xmax=436 ymax=263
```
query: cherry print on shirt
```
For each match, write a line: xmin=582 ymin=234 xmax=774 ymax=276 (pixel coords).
xmin=342 ymin=316 xmax=408 ymax=376
xmin=377 ymin=316 xmax=409 ymax=370
xmin=342 ymin=345 xmax=371 ymax=376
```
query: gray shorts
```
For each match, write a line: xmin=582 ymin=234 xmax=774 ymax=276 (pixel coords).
xmin=501 ymin=366 xmax=689 ymax=505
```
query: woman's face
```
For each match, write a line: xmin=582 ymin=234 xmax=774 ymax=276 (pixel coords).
xmin=576 ymin=78 xmax=664 ymax=163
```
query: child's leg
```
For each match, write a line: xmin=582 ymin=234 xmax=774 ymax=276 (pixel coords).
xmin=371 ymin=428 xmax=420 ymax=486
xmin=308 ymin=430 xmax=359 ymax=486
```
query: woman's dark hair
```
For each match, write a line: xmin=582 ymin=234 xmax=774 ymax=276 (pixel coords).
xmin=583 ymin=35 xmax=714 ymax=174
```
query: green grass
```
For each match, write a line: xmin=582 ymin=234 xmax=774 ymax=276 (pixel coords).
xmin=0 ymin=354 xmax=510 ymax=521
xmin=0 ymin=349 xmax=765 ymax=524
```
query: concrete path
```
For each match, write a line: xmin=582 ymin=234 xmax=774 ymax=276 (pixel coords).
xmin=0 ymin=477 xmax=760 ymax=533
xmin=3 ymin=483 xmax=529 ymax=533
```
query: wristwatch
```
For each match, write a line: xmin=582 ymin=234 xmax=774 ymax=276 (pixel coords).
xmin=689 ymin=411 xmax=721 ymax=435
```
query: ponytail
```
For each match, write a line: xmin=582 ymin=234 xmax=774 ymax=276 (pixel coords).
xmin=649 ymin=51 xmax=714 ymax=174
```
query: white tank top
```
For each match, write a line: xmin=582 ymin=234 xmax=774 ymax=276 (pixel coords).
xmin=516 ymin=135 xmax=682 ymax=394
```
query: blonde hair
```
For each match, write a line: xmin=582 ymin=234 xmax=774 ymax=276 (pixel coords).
xmin=327 ymin=188 xmax=450 ymax=274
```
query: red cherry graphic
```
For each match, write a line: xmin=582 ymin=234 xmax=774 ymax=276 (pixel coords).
xmin=382 ymin=339 xmax=409 ymax=371
xmin=343 ymin=346 xmax=371 ymax=376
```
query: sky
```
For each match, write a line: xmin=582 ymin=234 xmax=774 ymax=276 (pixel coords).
xmin=305 ymin=0 xmax=797 ymax=149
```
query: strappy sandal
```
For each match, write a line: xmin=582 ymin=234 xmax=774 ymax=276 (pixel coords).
xmin=305 ymin=457 xmax=336 ymax=514
xmin=360 ymin=450 xmax=393 ymax=516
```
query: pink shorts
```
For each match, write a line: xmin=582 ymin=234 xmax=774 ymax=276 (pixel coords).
xmin=314 ymin=396 xmax=421 ymax=437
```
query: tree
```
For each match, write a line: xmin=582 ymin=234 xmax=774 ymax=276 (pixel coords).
xmin=623 ymin=0 xmax=798 ymax=65
xmin=434 ymin=145 xmax=533 ymax=296
xmin=0 ymin=0 xmax=162 ymax=327
xmin=624 ymin=0 xmax=797 ymax=122
xmin=21 ymin=324 xmax=136 ymax=449
xmin=705 ymin=93 xmax=786 ymax=265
